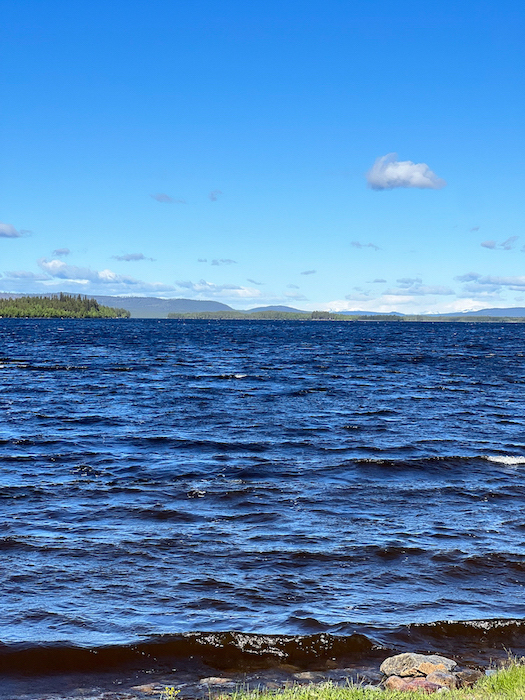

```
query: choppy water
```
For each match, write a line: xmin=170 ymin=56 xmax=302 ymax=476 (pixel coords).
xmin=1 ymin=319 xmax=525 ymax=675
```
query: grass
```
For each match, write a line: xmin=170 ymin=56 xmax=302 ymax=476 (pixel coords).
xmin=205 ymin=661 xmax=525 ymax=700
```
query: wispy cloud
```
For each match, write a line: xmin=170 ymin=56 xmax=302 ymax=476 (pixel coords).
xmin=481 ymin=236 xmax=519 ymax=250
xmin=208 ymin=190 xmax=223 ymax=202
xmin=287 ymin=284 xmax=300 ymax=289
xmin=501 ymin=236 xmax=519 ymax=250
xmin=0 ymin=222 xmax=26 ymax=238
xmin=300 ymin=269 xmax=316 ymax=275
xmin=112 ymin=253 xmax=155 ymax=262
xmin=36 ymin=258 xmax=175 ymax=293
xmin=366 ymin=153 xmax=446 ymax=190
xmin=211 ymin=258 xmax=236 ymax=266
xmin=371 ymin=278 xmax=387 ymax=283
xmin=198 ymin=258 xmax=207 ymax=263
xmin=175 ymin=279 xmax=261 ymax=298
xmin=351 ymin=241 xmax=380 ymax=250
xmin=4 ymin=270 xmax=50 ymax=281
xmin=247 ymin=278 xmax=264 ymax=285
xmin=456 ymin=271 xmax=525 ymax=297
xmin=384 ymin=277 xmax=454 ymax=296
xmin=470 ymin=226 xmax=480 ymax=232
xmin=397 ymin=277 xmax=422 ymax=287
xmin=345 ymin=291 xmax=373 ymax=301
xmin=150 ymin=193 xmax=186 ymax=203
xmin=53 ymin=248 xmax=70 ymax=257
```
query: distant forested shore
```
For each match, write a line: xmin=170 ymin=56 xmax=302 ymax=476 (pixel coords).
xmin=168 ymin=309 xmax=525 ymax=322
xmin=0 ymin=294 xmax=130 ymax=318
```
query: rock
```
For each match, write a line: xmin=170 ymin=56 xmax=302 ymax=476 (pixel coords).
xmin=426 ymin=671 xmax=457 ymax=688
xmin=277 ymin=663 xmax=301 ymax=673
xmin=455 ymin=669 xmax=484 ymax=687
xmin=293 ymin=672 xmax=327 ymax=682
xmin=380 ymin=653 xmax=457 ymax=677
xmin=403 ymin=678 xmax=444 ymax=694
xmin=384 ymin=675 xmax=410 ymax=691
xmin=199 ymin=677 xmax=235 ymax=686
xmin=419 ymin=662 xmax=447 ymax=675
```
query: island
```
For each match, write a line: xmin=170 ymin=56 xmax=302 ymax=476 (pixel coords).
xmin=0 ymin=293 xmax=130 ymax=318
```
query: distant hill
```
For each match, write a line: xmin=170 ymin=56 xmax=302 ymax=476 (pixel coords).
xmin=245 ymin=305 xmax=304 ymax=313
xmin=446 ymin=307 xmax=525 ymax=317
xmin=94 ymin=296 xmax=233 ymax=318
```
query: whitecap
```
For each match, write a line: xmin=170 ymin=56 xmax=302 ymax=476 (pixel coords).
xmin=485 ymin=455 xmax=525 ymax=465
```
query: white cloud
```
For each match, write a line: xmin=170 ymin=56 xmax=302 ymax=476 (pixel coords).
xmin=36 ymin=258 xmax=175 ymax=293
xmin=151 ymin=193 xmax=186 ymax=204
xmin=0 ymin=222 xmax=24 ymax=238
xmin=481 ymin=237 xmax=519 ymax=250
xmin=351 ymin=241 xmax=380 ymax=250
xmin=211 ymin=258 xmax=237 ymax=266
xmin=112 ymin=253 xmax=155 ymax=262
xmin=366 ymin=153 xmax=446 ymax=190
xmin=387 ymin=284 xmax=455 ymax=296
xmin=501 ymin=236 xmax=519 ymax=250
xmin=4 ymin=270 xmax=50 ymax=281
xmin=175 ymin=279 xmax=262 ymax=299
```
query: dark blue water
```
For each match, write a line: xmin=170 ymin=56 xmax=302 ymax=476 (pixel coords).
xmin=1 ymin=319 xmax=525 ymax=670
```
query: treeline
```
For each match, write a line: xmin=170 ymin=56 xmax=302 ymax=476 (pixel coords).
xmin=167 ymin=309 xmax=525 ymax=323
xmin=0 ymin=293 xmax=130 ymax=318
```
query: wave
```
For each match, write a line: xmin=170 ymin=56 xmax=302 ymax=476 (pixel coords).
xmin=485 ymin=455 xmax=525 ymax=465
xmin=2 ymin=621 xmax=525 ymax=676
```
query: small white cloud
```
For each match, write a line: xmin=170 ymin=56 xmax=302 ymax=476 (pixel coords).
xmin=345 ymin=291 xmax=373 ymax=301
xmin=0 ymin=222 xmax=24 ymax=238
xmin=4 ymin=270 xmax=50 ymax=280
xmin=287 ymin=284 xmax=300 ymax=289
xmin=112 ymin=253 xmax=155 ymax=262
xmin=455 ymin=272 xmax=481 ymax=282
xmin=151 ymin=193 xmax=185 ymax=204
xmin=209 ymin=190 xmax=223 ymax=202
xmin=482 ymin=237 xmax=518 ymax=250
xmin=211 ymin=258 xmax=237 ymax=266
xmin=351 ymin=241 xmax=380 ymax=250
xmin=501 ymin=236 xmax=519 ymax=250
xmin=396 ymin=277 xmax=422 ymax=287
xmin=366 ymin=153 xmax=446 ymax=190
xmin=175 ymin=279 xmax=261 ymax=299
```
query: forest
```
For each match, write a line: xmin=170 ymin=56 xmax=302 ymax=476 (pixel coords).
xmin=0 ymin=293 xmax=130 ymax=318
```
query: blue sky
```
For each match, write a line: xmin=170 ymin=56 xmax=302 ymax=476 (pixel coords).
xmin=1 ymin=0 xmax=524 ymax=312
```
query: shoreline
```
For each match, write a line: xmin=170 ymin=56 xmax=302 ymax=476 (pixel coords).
xmin=1 ymin=627 xmax=524 ymax=700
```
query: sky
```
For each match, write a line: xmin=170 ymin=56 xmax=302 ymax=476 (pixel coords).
xmin=1 ymin=0 xmax=524 ymax=313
